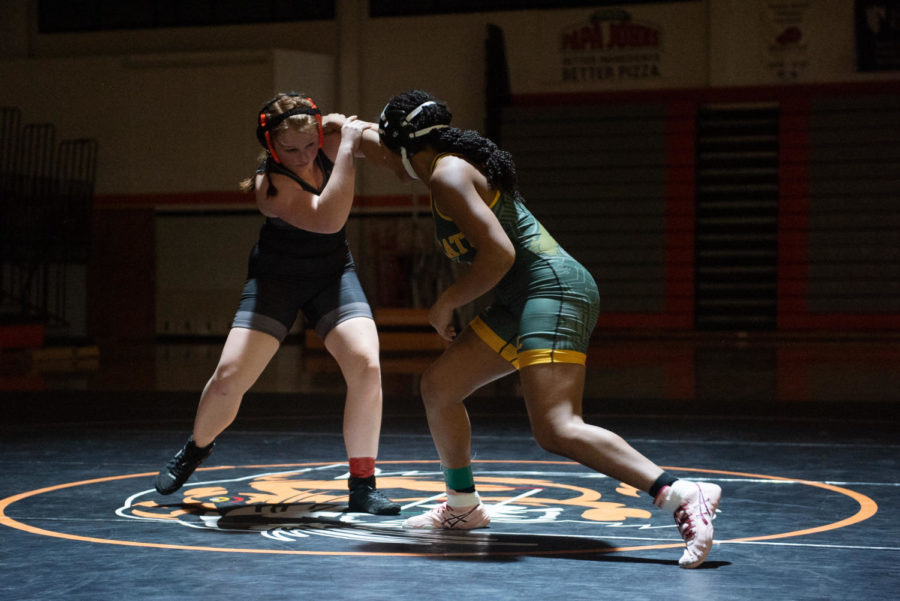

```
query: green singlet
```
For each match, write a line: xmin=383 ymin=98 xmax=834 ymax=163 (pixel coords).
xmin=430 ymin=154 xmax=600 ymax=369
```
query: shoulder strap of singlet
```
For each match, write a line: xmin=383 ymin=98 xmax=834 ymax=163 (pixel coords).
xmin=429 ymin=152 xmax=457 ymax=175
xmin=264 ymin=150 xmax=332 ymax=194
xmin=429 ymin=153 xmax=500 ymax=220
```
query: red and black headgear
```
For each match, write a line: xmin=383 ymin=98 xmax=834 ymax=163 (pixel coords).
xmin=256 ymin=93 xmax=323 ymax=163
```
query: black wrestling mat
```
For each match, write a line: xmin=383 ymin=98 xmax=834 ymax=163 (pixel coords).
xmin=1 ymin=394 xmax=898 ymax=601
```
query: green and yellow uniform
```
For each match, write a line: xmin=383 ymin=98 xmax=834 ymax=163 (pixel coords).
xmin=430 ymin=154 xmax=599 ymax=368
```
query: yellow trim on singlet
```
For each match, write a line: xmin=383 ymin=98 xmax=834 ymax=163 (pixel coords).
xmin=429 ymin=153 xmax=501 ymax=221
xmin=470 ymin=317 xmax=587 ymax=370
xmin=470 ymin=316 xmax=520 ymax=369
xmin=519 ymin=349 xmax=587 ymax=368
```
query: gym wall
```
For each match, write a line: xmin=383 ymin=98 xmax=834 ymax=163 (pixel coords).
xmin=1 ymin=0 xmax=898 ymax=340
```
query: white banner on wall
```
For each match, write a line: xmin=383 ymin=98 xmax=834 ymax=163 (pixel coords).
xmin=505 ymin=3 xmax=707 ymax=94
xmin=855 ymin=0 xmax=900 ymax=71
xmin=759 ymin=0 xmax=813 ymax=81
xmin=557 ymin=8 xmax=663 ymax=85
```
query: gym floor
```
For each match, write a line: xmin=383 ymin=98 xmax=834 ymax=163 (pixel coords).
xmin=1 ymin=335 xmax=898 ymax=600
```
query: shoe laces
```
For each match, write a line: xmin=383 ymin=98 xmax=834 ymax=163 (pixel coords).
xmin=167 ymin=444 xmax=206 ymax=473
xmin=166 ymin=448 xmax=188 ymax=472
xmin=352 ymin=486 xmax=388 ymax=503
xmin=438 ymin=503 xmax=478 ymax=528
xmin=368 ymin=489 xmax=391 ymax=501
xmin=674 ymin=505 xmax=696 ymax=539
xmin=674 ymin=497 xmax=712 ymax=541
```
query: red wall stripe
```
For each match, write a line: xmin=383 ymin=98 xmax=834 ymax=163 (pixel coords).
xmin=94 ymin=193 xmax=428 ymax=210
xmin=97 ymin=81 xmax=900 ymax=330
xmin=777 ymin=98 xmax=811 ymax=329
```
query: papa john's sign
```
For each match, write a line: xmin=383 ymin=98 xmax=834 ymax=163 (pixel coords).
xmin=559 ymin=9 xmax=663 ymax=85
xmin=507 ymin=4 xmax=708 ymax=94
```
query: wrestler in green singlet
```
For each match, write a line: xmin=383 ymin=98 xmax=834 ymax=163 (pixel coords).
xmin=430 ymin=153 xmax=600 ymax=369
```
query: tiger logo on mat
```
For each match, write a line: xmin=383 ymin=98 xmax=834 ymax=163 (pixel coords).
xmin=117 ymin=461 xmax=658 ymax=547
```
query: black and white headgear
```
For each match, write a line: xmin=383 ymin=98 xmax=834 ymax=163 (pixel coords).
xmin=378 ymin=100 xmax=449 ymax=180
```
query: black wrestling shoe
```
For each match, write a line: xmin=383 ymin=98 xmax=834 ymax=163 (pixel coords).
xmin=155 ymin=437 xmax=214 ymax=495
xmin=348 ymin=476 xmax=401 ymax=515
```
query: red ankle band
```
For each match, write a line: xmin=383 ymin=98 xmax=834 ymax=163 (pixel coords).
xmin=349 ymin=457 xmax=376 ymax=478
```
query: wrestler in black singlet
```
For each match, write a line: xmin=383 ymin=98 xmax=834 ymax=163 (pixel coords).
xmin=231 ymin=152 xmax=373 ymax=341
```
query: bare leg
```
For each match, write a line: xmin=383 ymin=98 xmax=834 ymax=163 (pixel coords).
xmin=521 ymin=363 xmax=722 ymax=568
xmin=402 ymin=329 xmax=526 ymax=529
xmin=192 ymin=327 xmax=280 ymax=447
xmin=324 ymin=316 xmax=402 ymax=515
xmin=520 ymin=362 xmax=663 ymax=492
xmin=155 ymin=327 xmax=280 ymax=496
xmin=323 ymin=316 xmax=383 ymax=458
xmin=419 ymin=327 xmax=515 ymax=468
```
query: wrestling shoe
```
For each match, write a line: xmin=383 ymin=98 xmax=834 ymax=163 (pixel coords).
xmin=654 ymin=480 xmax=722 ymax=568
xmin=154 ymin=437 xmax=214 ymax=495
xmin=348 ymin=476 xmax=401 ymax=515
xmin=402 ymin=501 xmax=491 ymax=530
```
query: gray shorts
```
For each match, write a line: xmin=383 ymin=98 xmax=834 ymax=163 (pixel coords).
xmin=231 ymin=267 xmax=373 ymax=342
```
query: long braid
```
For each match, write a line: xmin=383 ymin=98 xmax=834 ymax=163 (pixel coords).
xmin=431 ymin=127 xmax=519 ymax=196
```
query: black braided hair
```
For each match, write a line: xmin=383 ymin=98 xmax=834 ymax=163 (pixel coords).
xmin=381 ymin=90 xmax=520 ymax=197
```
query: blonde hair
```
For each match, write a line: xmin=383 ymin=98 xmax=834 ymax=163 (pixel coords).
xmin=265 ymin=94 xmax=320 ymax=139
xmin=240 ymin=93 xmax=320 ymax=192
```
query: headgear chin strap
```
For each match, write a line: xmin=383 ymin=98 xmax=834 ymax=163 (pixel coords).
xmin=399 ymin=147 xmax=419 ymax=180
xmin=256 ymin=94 xmax=323 ymax=164
xmin=378 ymin=100 xmax=449 ymax=180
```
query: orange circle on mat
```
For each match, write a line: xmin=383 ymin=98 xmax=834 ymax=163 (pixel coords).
xmin=0 ymin=460 xmax=878 ymax=557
